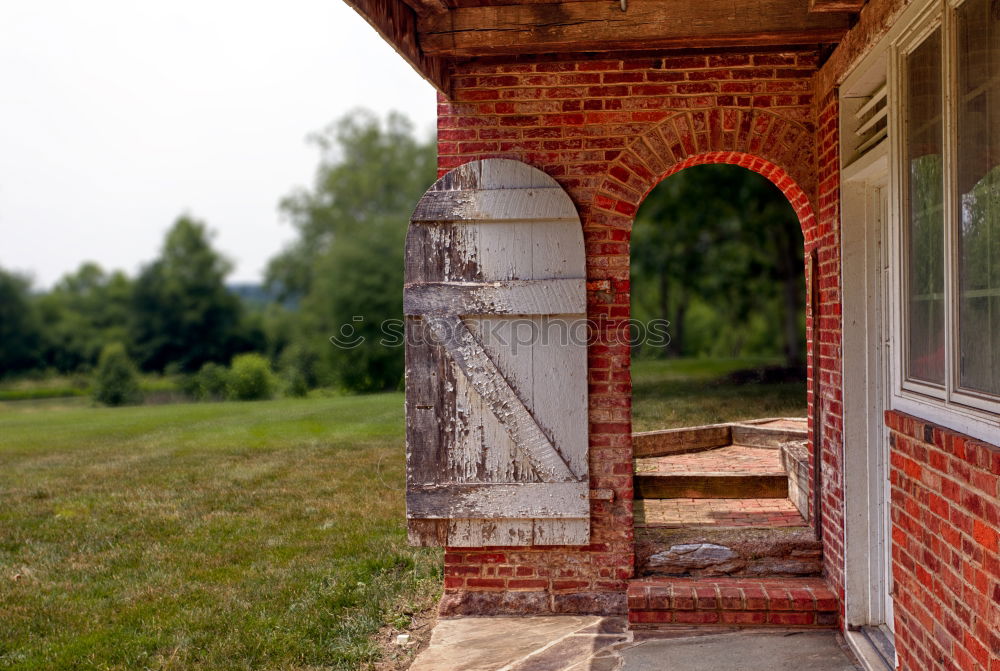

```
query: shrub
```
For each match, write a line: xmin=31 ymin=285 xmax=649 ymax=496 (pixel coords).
xmin=279 ymin=342 xmax=319 ymax=397
xmin=178 ymin=373 xmax=201 ymax=400
xmin=283 ymin=369 xmax=309 ymax=398
xmin=93 ymin=343 xmax=142 ymax=406
xmin=194 ymin=362 xmax=230 ymax=401
xmin=227 ymin=353 xmax=274 ymax=401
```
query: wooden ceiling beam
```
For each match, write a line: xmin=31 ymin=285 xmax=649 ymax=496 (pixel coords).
xmin=400 ymin=0 xmax=451 ymax=18
xmin=418 ymin=0 xmax=853 ymax=57
xmin=809 ymin=0 xmax=866 ymax=13
xmin=345 ymin=0 xmax=449 ymax=94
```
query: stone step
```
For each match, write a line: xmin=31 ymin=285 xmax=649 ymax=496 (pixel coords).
xmin=635 ymin=472 xmax=789 ymax=499
xmin=635 ymin=525 xmax=822 ymax=578
xmin=627 ymin=576 xmax=839 ymax=629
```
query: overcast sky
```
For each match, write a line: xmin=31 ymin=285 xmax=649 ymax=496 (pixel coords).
xmin=0 ymin=0 xmax=437 ymax=288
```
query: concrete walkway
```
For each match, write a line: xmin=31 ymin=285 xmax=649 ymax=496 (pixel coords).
xmin=408 ymin=616 xmax=861 ymax=671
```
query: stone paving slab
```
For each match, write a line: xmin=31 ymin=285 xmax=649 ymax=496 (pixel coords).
xmin=407 ymin=617 xmax=860 ymax=671
xmin=621 ymin=630 xmax=861 ymax=670
xmin=407 ymin=616 xmax=628 ymax=671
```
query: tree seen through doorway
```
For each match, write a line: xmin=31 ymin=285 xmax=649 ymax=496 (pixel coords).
xmin=630 ymin=164 xmax=806 ymax=372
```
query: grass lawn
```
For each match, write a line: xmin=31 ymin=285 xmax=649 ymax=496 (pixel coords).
xmin=0 ymin=358 xmax=804 ymax=670
xmin=0 ymin=394 xmax=440 ymax=671
xmin=631 ymin=357 xmax=807 ymax=432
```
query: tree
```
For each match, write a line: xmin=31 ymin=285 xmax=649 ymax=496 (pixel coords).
xmin=130 ymin=216 xmax=245 ymax=372
xmin=267 ymin=110 xmax=437 ymax=391
xmin=0 ymin=268 xmax=44 ymax=375
xmin=278 ymin=340 xmax=320 ymax=396
xmin=303 ymin=215 xmax=408 ymax=390
xmin=632 ymin=167 xmax=738 ymax=357
xmin=267 ymin=110 xmax=436 ymax=299
xmin=93 ymin=342 xmax=142 ymax=406
xmin=631 ymin=165 xmax=805 ymax=367
xmin=36 ymin=262 xmax=133 ymax=373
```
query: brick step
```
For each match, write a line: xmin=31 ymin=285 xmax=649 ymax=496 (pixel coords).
xmin=636 ymin=497 xmax=806 ymax=528
xmin=635 ymin=524 xmax=822 ymax=578
xmin=635 ymin=443 xmax=790 ymax=500
xmin=627 ymin=577 xmax=839 ymax=629
xmin=635 ymin=443 xmax=786 ymax=476
xmin=633 ymin=417 xmax=807 ymax=459
xmin=635 ymin=472 xmax=789 ymax=499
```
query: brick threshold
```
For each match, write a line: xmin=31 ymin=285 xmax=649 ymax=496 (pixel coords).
xmin=627 ymin=576 xmax=839 ymax=630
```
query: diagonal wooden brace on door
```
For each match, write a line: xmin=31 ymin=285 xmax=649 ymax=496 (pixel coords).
xmin=418 ymin=309 xmax=581 ymax=483
xmin=406 ymin=277 xmax=587 ymax=485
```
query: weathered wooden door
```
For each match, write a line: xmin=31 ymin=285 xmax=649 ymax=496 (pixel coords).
xmin=405 ymin=159 xmax=589 ymax=547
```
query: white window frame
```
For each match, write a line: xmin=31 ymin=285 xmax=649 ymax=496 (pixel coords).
xmin=887 ymin=0 xmax=1000 ymax=444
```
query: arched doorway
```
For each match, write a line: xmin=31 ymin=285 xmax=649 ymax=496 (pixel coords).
xmin=630 ymin=163 xmax=807 ymax=431
xmin=625 ymin=160 xmax=818 ymax=583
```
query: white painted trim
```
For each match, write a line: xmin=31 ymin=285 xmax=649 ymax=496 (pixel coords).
xmin=842 ymin=142 xmax=889 ymax=182
xmin=841 ymin=36 xmax=901 ymax=632
xmin=841 ymin=151 xmax=893 ymax=630
xmin=856 ymin=84 xmax=888 ymax=120
xmin=891 ymin=393 xmax=1000 ymax=444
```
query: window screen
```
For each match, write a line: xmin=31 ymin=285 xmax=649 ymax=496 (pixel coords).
xmin=905 ymin=28 xmax=946 ymax=385
xmin=957 ymin=0 xmax=1000 ymax=396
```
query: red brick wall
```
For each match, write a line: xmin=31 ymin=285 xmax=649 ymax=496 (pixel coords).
xmin=435 ymin=49 xmax=828 ymax=615
xmin=813 ymin=89 xmax=847 ymax=607
xmin=886 ymin=411 xmax=1000 ymax=671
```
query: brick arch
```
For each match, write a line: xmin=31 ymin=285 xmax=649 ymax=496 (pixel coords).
xmin=594 ymin=110 xmax=822 ymax=549
xmin=593 ymin=108 xmax=817 ymax=241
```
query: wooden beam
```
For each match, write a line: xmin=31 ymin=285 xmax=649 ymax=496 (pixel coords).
xmin=344 ymin=0 xmax=449 ymax=94
xmin=419 ymin=0 xmax=853 ymax=57
xmin=408 ymin=483 xmax=590 ymax=518
xmin=809 ymin=0 xmax=866 ymax=13
xmin=400 ymin=0 xmax=450 ymax=18
xmin=632 ymin=424 xmax=732 ymax=458
xmin=404 ymin=279 xmax=587 ymax=316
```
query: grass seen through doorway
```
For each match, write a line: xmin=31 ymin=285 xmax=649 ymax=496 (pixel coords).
xmin=631 ymin=357 xmax=807 ymax=432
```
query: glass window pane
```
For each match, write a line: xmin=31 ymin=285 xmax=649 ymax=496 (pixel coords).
xmin=957 ymin=0 xmax=1000 ymax=397
xmin=905 ymin=29 xmax=946 ymax=385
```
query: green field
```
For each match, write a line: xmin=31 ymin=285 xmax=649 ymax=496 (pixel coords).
xmin=0 ymin=359 xmax=804 ymax=670
xmin=0 ymin=374 xmax=182 ymax=402
xmin=0 ymin=394 xmax=440 ymax=671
